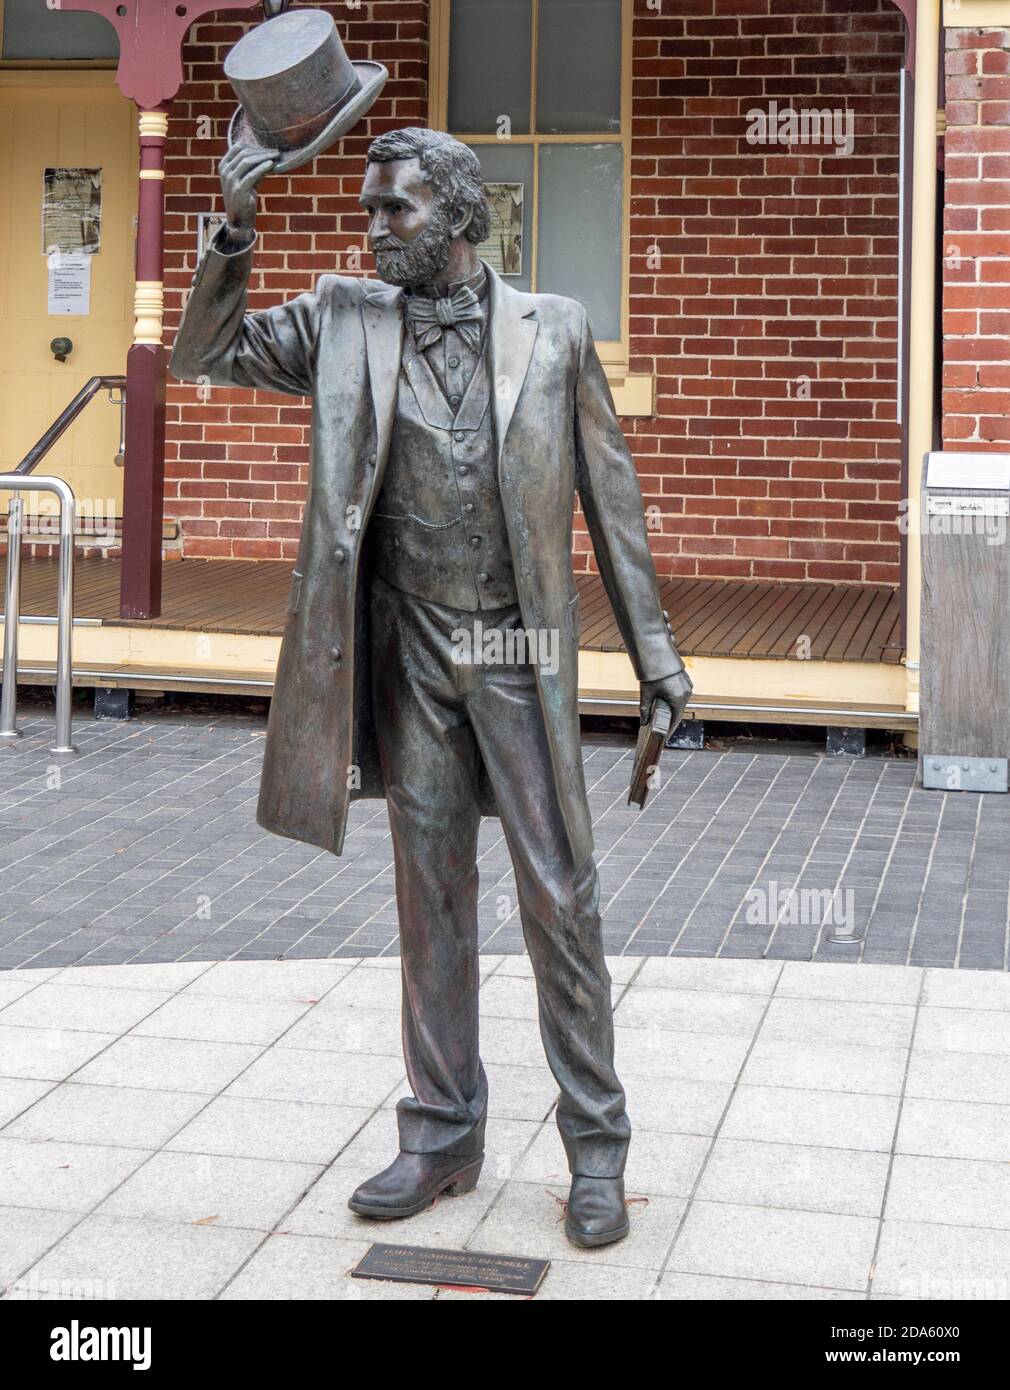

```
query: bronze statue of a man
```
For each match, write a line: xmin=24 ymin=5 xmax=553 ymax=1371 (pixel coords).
xmin=171 ymin=127 xmax=691 ymax=1249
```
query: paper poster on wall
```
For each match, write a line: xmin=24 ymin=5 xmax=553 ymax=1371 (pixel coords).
xmin=42 ymin=167 xmax=103 ymax=255
xmin=47 ymin=252 xmax=92 ymax=315
xmin=197 ymin=211 xmax=228 ymax=259
xmin=479 ymin=183 xmax=523 ymax=276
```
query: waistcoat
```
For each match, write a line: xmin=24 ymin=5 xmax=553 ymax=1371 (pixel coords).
xmin=369 ymin=325 xmax=518 ymax=611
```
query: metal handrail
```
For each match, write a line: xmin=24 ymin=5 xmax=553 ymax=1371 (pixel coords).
xmin=1 ymin=375 xmax=127 ymax=754
xmin=13 ymin=375 xmax=126 ymax=477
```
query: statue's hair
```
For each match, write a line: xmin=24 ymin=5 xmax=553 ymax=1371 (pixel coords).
xmin=366 ymin=127 xmax=491 ymax=245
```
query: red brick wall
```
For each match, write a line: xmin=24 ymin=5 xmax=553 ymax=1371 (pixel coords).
xmin=166 ymin=0 xmax=904 ymax=583
xmin=619 ymin=0 xmax=904 ymax=584
xmin=942 ymin=26 xmax=1010 ymax=451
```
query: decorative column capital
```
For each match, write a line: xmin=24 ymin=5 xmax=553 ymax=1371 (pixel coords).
xmin=138 ymin=110 xmax=170 ymax=141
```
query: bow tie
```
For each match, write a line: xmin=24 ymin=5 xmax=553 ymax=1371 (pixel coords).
xmin=405 ymin=284 xmax=484 ymax=350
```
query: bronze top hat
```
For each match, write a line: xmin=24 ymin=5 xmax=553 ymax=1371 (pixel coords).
xmin=224 ymin=8 xmax=387 ymax=174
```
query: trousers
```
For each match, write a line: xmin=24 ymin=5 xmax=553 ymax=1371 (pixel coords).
xmin=369 ymin=571 xmax=631 ymax=1177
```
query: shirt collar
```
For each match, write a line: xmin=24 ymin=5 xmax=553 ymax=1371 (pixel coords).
xmin=407 ymin=263 xmax=488 ymax=303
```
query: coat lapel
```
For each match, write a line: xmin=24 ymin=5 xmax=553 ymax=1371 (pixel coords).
xmin=361 ymin=280 xmax=405 ymax=468
xmin=485 ymin=261 xmax=539 ymax=461
xmin=361 ymin=266 xmax=537 ymax=464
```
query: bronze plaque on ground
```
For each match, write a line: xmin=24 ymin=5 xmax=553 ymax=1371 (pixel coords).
xmin=351 ymin=1243 xmax=550 ymax=1295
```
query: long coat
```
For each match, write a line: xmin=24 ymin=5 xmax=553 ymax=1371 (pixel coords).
xmin=170 ymin=246 xmax=681 ymax=864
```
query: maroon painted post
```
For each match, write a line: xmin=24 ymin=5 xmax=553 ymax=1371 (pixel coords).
xmin=120 ymin=107 xmax=170 ymax=619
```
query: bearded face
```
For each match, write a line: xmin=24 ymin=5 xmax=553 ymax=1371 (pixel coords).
xmin=372 ymin=198 xmax=455 ymax=288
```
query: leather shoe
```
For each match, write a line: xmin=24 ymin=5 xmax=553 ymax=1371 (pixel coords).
xmin=565 ymin=1175 xmax=629 ymax=1248
xmin=347 ymin=1150 xmax=483 ymax=1220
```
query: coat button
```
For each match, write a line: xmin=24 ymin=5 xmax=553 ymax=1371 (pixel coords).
xmin=478 ymin=572 xmax=489 ymax=583
xmin=329 ymin=646 xmax=342 ymax=663
xmin=454 ymin=432 xmax=466 ymax=443
xmin=458 ymin=465 xmax=469 ymax=475
xmin=333 ymin=546 xmax=346 ymax=563
xmin=448 ymin=355 xmax=460 ymax=368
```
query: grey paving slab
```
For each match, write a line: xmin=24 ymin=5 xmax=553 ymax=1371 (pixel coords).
xmin=656 ymin=1271 xmax=858 ymax=1300
xmin=634 ymin=958 xmax=782 ymax=993
xmin=130 ymin=993 xmax=313 ymax=1047
xmin=741 ymin=1038 xmax=909 ymax=1097
xmin=885 ymin=1154 xmax=1010 ymax=1231
xmin=95 ymin=1150 xmax=322 ymax=1231
xmin=905 ymin=1049 xmax=1010 ymax=1106
xmin=915 ymin=1007 xmax=1010 ymax=1057
xmin=0 ymin=1077 xmax=54 ymax=1127
xmin=73 ymin=1034 xmax=262 ymax=1096
xmin=896 ymin=1097 xmax=1010 ymax=1163
xmin=614 ymin=986 xmax=768 ymax=1038
xmin=0 ymin=1135 xmax=152 ymax=1213
xmin=164 ymin=1096 xmax=371 ymax=1166
xmin=759 ymin=997 xmax=916 ymax=1050
xmin=226 ymin=1046 xmax=404 ymax=1110
xmin=670 ymin=1201 xmax=879 ymax=1292
xmin=721 ymin=1085 xmax=900 ymax=1153
xmin=0 ymin=1207 xmax=83 ymax=1295
xmin=0 ymin=983 xmax=172 ymax=1034
xmin=19 ymin=1213 xmax=265 ymax=1301
xmin=622 ymin=1074 xmax=732 ymax=1136
xmin=872 ymin=1220 xmax=1010 ymax=1300
xmin=697 ymin=1138 xmax=890 ymax=1219
xmin=776 ymin=961 xmax=923 ymax=1005
xmin=0 ymin=1024 xmax=120 ymax=1083
xmin=279 ymin=1002 xmax=403 ymax=1056
xmin=181 ymin=959 xmax=355 ymax=1002
xmin=3 ymin=1083 xmax=207 ymax=1150
xmin=613 ymin=1025 xmax=751 ymax=1084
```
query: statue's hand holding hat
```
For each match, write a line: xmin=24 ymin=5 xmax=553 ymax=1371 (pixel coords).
xmin=224 ymin=8 xmax=387 ymax=174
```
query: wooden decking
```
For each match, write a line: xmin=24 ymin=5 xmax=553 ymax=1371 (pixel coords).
xmin=2 ymin=556 xmax=904 ymax=663
xmin=581 ymin=575 xmax=904 ymax=665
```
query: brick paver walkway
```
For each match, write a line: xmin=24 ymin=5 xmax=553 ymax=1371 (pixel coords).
xmin=1 ymin=710 xmax=1007 ymax=972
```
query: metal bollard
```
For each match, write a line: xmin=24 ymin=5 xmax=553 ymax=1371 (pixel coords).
xmin=0 ymin=477 xmax=77 ymax=755
xmin=0 ymin=497 xmax=23 ymax=741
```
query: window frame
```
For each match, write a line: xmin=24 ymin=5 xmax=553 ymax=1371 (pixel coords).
xmin=428 ymin=0 xmax=633 ymax=370
xmin=0 ymin=0 xmax=118 ymax=68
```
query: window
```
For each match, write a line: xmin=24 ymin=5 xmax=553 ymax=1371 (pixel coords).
xmin=430 ymin=0 xmax=631 ymax=366
xmin=1 ymin=0 xmax=118 ymax=62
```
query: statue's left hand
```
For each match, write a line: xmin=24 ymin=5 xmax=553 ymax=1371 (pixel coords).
xmin=640 ymin=668 xmax=692 ymax=731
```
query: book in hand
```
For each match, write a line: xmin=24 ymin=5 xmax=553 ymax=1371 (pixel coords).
xmin=628 ymin=699 xmax=674 ymax=809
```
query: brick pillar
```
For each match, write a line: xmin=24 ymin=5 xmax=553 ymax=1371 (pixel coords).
xmin=942 ymin=27 xmax=1010 ymax=449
